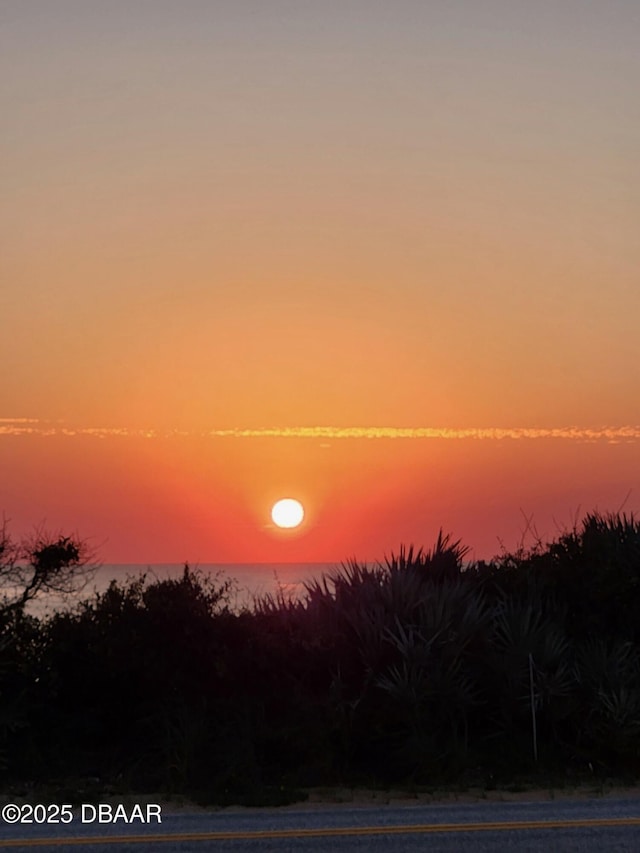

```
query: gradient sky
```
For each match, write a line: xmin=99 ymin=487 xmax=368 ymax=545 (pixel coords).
xmin=2 ymin=1 xmax=639 ymax=564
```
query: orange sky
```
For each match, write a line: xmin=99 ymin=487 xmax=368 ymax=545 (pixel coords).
xmin=1 ymin=425 xmax=637 ymax=563
xmin=2 ymin=2 xmax=639 ymax=564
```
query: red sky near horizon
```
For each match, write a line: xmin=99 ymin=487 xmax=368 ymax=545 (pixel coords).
xmin=2 ymin=2 xmax=639 ymax=565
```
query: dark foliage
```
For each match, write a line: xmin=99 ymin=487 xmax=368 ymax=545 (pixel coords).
xmin=1 ymin=512 xmax=640 ymax=802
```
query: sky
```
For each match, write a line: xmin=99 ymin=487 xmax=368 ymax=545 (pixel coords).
xmin=2 ymin=1 xmax=639 ymax=565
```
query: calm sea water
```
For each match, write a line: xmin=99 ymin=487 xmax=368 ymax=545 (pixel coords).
xmin=32 ymin=562 xmax=340 ymax=616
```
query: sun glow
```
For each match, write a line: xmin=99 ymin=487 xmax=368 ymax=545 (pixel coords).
xmin=271 ymin=498 xmax=305 ymax=529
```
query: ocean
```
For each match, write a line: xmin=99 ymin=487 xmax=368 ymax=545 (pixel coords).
xmin=30 ymin=562 xmax=340 ymax=616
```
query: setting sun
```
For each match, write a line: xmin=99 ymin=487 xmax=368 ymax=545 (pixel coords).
xmin=271 ymin=498 xmax=305 ymax=529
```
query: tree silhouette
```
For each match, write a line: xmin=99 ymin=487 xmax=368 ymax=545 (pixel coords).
xmin=0 ymin=521 xmax=96 ymax=620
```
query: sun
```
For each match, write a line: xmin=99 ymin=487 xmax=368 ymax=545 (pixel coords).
xmin=271 ymin=498 xmax=305 ymax=529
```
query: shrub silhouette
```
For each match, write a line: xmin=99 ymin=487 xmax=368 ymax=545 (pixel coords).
xmin=1 ymin=512 xmax=640 ymax=801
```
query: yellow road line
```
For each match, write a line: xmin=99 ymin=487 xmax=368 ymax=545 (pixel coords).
xmin=2 ymin=817 xmax=640 ymax=847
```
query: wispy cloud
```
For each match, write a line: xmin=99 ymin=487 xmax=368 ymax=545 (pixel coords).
xmin=1 ymin=420 xmax=639 ymax=443
xmin=203 ymin=426 xmax=640 ymax=442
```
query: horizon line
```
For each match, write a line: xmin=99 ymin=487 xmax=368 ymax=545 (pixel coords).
xmin=1 ymin=419 xmax=640 ymax=443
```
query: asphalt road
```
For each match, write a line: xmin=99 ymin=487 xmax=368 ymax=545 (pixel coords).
xmin=1 ymin=796 xmax=639 ymax=852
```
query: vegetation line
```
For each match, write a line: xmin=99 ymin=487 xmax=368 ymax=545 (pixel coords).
xmin=2 ymin=511 xmax=640 ymax=806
